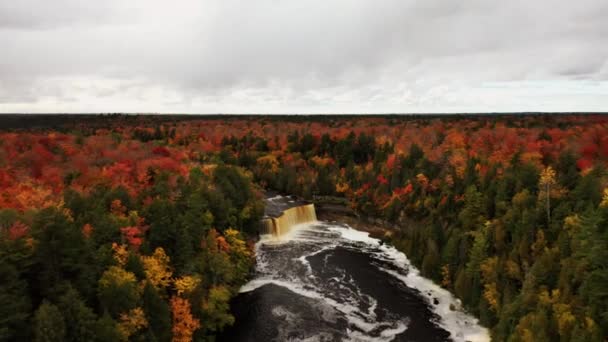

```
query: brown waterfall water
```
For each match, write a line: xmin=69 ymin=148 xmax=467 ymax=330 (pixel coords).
xmin=261 ymin=202 xmax=317 ymax=236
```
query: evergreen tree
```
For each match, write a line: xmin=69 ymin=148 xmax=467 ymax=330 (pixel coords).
xmin=0 ymin=243 xmax=31 ymax=341
xmin=98 ymin=266 xmax=140 ymax=317
xmin=459 ymin=185 xmax=485 ymax=231
xmin=94 ymin=311 xmax=121 ymax=342
xmin=31 ymin=207 xmax=88 ymax=299
xmin=57 ymin=287 xmax=97 ymax=342
xmin=142 ymin=282 xmax=172 ymax=342
xmin=33 ymin=301 xmax=66 ymax=342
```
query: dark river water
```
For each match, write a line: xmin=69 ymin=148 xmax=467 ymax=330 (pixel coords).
xmin=219 ymin=221 xmax=489 ymax=342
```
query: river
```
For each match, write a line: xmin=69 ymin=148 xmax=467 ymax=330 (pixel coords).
xmin=219 ymin=217 xmax=489 ymax=341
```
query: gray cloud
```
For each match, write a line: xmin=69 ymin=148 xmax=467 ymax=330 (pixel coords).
xmin=0 ymin=1 xmax=124 ymax=30
xmin=1 ymin=0 xmax=608 ymax=113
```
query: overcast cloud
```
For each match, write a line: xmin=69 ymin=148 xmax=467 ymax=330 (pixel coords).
xmin=1 ymin=0 xmax=608 ymax=113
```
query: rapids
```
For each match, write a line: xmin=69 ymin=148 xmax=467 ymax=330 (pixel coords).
xmin=219 ymin=220 xmax=490 ymax=342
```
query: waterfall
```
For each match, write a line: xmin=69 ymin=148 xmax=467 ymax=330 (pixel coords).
xmin=261 ymin=203 xmax=317 ymax=236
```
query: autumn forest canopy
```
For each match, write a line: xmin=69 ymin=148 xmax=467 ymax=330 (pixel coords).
xmin=1 ymin=114 xmax=608 ymax=341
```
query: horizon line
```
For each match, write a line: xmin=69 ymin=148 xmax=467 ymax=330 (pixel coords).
xmin=1 ymin=112 xmax=608 ymax=116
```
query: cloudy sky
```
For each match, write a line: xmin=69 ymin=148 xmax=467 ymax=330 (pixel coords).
xmin=1 ymin=0 xmax=608 ymax=113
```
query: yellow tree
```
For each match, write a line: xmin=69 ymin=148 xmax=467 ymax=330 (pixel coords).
xmin=539 ymin=166 xmax=557 ymax=225
xmin=141 ymin=247 xmax=173 ymax=289
xmin=224 ymin=228 xmax=253 ymax=284
xmin=224 ymin=228 xmax=251 ymax=259
xmin=601 ymin=188 xmax=608 ymax=207
xmin=256 ymin=154 xmax=279 ymax=173
xmin=335 ymin=182 xmax=350 ymax=194
xmin=202 ymin=286 xmax=235 ymax=332
xmin=480 ymin=257 xmax=499 ymax=312
xmin=174 ymin=275 xmax=201 ymax=296
xmin=552 ymin=303 xmax=576 ymax=340
xmin=117 ymin=307 xmax=148 ymax=341
xmin=111 ymin=243 xmax=129 ymax=266
xmin=98 ymin=266 xmax=140 ymax=317
xmin=440 ymin=265 xmax=451 ymax=288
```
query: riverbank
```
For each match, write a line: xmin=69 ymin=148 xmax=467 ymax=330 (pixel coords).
xmin=315 ymin=202 xmax=397 ymax=240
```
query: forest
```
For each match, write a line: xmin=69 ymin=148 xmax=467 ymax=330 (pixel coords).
xmin=1 ymin=114 xmax=607 ymax=341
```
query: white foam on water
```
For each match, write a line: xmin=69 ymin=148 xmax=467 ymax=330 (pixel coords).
xmin=291 ymin=334 xmax=335 ymax=342
xmin=326 ymin=225 xmax=380 ymax=246
xmin=241 ymin=233 xmax=409 ymax=342
xmin=240 ymin=277 xmax=399 ymax=337
xmin=297 ymin=243 xmax=338 ymax=276
xmin=330 ymin=225 xmax=491 ymax=342
xmin=367 ymin=294 xmax=378 ymax=320
xmin=347 ymin=320 xmax=408 ymax=342
xmin=240 ymin=277 xmax=361 ymax=318
xmin=267 ymin=195 xmax=284 ymax=201
xmin=379 ymin=321 xmax=409 ymax=338
xmin=243 ymin=220 xmax=489 ymax=342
